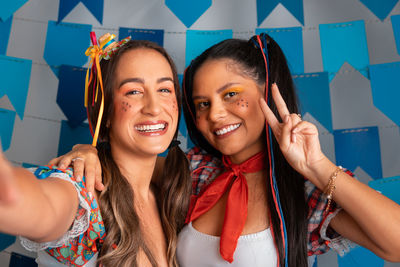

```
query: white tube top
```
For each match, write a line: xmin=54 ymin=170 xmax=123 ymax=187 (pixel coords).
xmin=177 ymin=222 xmax=277 ymax=267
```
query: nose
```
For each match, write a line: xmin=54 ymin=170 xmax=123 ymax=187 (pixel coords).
xmin=208 ymin=101 xmax=227 ymax=122
xmin=141 ymin=91 xmax=161 ymax=116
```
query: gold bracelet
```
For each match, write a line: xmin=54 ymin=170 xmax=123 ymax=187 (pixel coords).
xmin=324 ymin=166 xmax=343 ymax=213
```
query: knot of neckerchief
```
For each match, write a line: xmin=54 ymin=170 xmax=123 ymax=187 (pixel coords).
xmin=185 ymin=150 xmax=266 ymax=263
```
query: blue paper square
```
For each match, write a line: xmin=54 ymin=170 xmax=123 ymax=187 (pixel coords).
xmin=22 ymin=162 xmax=39 ymax=168
xmin=337 ymin=245 xmax=384 ymax=267
xmin=256 ymin=0 xmax=304 ymax=25
xmin=360 ymin=0 xmax=399 ymax=21
xmin=0 ymin=232 xmax=15 ymax=251
xmin=0 ymin=16 xmax=12 ymax=55
xmin=0 ymin=108 xmax=16 ymax=151
xmin=166 ymin=0 xmax=212 ymax=28
xmin=0 ymin=55 xmax=32 ymax=119
xmin=334 ymin=127 xmax=382 ymax=180
xmin=9 ymin=252 xmax=37 ymax=267
xmin=293 ymin=72 xmax=332 ymax=132
xmin=57 ymin=65 xmax=88 ymax=128
xmin=256 ymin=27 xmax=304 ymax=74
xmin=185 ymin=30 xmax=233 ymax=67
xmin=119 ymin=27 xmax=164 ymax=47
xmin=44 ymin=21 xmax=91 ymax=77
xmin=319 ymin=20 xmax=369 ymax=81
xmin=369 ymin=176 xmax=400 ymax=205
xmin=58 ymin=120 xmax=92 ymax=156
xmin=391 ymin=15 xmax=400 ymax=56
xmin=0 ymin=0 xmax=28 ymax=21
xmin=369 ymin=62 xmax=400 ymax=127
xmin=58 ymin=0 xmax=104 ymax=25
xmin=178 ymin=74 xmax=194 ymax=150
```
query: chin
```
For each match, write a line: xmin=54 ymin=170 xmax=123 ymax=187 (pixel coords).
xmin=136 ymin=142 xmax=170 ymax=156
xmin=214 ymin=144 xmax=242 ymax=157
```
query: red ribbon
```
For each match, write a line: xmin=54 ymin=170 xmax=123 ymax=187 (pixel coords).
xmin=186 ymin=151 xmax=266 ymax=263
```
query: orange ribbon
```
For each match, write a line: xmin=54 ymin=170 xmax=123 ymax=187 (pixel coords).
xmin=84 ymin=32 xmax=115 ymax=146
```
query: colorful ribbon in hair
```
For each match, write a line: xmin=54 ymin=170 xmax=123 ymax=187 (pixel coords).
xmin=254 ymin=33 xmax=288 ymax=267
xmin=84 ymin=32 xmax=131 ymax=146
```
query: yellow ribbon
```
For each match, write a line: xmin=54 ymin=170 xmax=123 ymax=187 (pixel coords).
xmin=84 ymin=33 xmax=116 ymax=147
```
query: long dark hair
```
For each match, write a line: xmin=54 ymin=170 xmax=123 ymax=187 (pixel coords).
xmin=183 ymin=36 xmax=308 ymax=266
xmin=87 ymin=39 xmax=191 ymax=266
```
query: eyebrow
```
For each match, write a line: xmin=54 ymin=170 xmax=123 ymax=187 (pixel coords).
xmin=118 ymin=77 xmax=174 ymax=88
xmin=192 ymin=82 xmax=240 ymax=100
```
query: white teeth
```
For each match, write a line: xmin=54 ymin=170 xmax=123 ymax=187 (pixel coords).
xmin=215 ymin=123 xmax=240 ymax=136
xmin=135 ymin=123 xmax=166 ymax=132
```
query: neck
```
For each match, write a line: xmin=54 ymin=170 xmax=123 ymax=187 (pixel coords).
xmin=229 ymin=143 xmax=267 ymax=165
xmin=110 ymin=146 xmax=157 ymax=200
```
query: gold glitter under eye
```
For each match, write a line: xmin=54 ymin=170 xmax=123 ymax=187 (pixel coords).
xmin=221 ymin=87 xmax=244 ymax=96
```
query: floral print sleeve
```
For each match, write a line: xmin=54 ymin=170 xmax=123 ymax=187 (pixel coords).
xmin=20 ymin=166 xmax=106 ymax=266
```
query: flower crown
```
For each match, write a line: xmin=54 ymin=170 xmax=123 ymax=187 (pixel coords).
xmin=84 ymin=32 xmax=131 ymax=147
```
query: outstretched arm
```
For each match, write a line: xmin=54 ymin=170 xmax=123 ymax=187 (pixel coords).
xmin=0 ymin=152 xmax=79 ymax=243
xmin=259 ymin=83 xmax=400 ymax=262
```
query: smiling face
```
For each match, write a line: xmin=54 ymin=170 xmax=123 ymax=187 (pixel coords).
xmin=192 ymin=58 xmax=266 ymax=163
xmin=108 ymin=48 xmax=179 ymax=157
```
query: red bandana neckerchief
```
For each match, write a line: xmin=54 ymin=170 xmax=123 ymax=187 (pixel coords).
xmin=185 ymin=151 xmax=267 ymax=263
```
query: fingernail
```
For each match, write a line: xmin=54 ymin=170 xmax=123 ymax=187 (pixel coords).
xmin=76 ymin=175 xmax=82 ymax=182
xmin=293 ymin=134 xmax=297 ymax=143
xmin=89 ymin=192 xmax=93 ymax=200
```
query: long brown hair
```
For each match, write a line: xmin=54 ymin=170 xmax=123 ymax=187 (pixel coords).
xmin=87 ymin=40 xmax=191 ymax=266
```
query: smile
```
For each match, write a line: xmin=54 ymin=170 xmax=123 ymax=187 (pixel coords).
xmin=135 ymin=122 xmax=167 ymax=133
xmin=214 ymin=123 xmax=241 ymax=136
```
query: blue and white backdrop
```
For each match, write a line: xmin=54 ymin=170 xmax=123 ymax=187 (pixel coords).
xmin=0 ymin=0 xmax=400 ymax=266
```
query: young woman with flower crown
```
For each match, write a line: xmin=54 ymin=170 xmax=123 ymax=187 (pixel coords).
xmin=49 ymin=34 xmax=400 ymax=266
xmin=0 ymin=34 xmax=191 ymax=267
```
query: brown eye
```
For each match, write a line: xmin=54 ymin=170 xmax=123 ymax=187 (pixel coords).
xmin=159 ymin=88 xmax=172 ymax=93
xmin=224 ymin=91 xmax=238 ymax=99
xmin=126 ymin=90 xmax=141 ymax=96
xmin=197 ymin=101 xmax=210 ymax=110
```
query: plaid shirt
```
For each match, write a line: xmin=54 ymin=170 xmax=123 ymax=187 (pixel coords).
xmin=186 ymin=146 xmax=354 ymax=257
